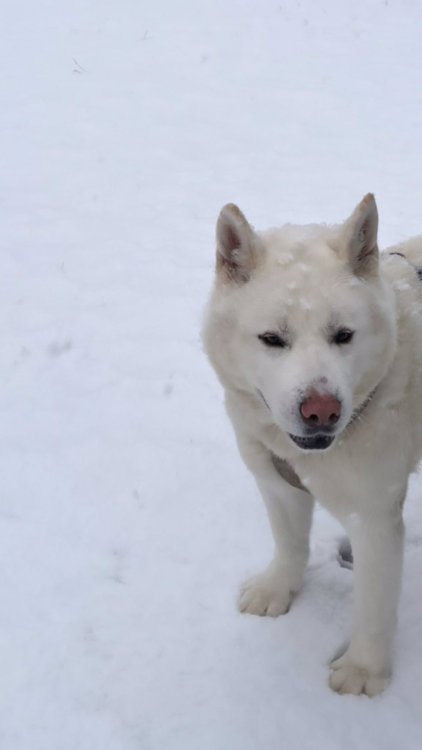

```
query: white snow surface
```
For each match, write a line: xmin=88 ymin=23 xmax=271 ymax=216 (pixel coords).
xmin=2 ymin=1 xmax=422 ymax=747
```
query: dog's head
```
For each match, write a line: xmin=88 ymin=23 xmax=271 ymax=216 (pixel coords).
xmin=203 ymin=195 xmax=397 ymax=453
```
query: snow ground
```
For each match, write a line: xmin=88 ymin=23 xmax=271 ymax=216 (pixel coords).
xmin=1 ymin=0 xmax=422 ymax=747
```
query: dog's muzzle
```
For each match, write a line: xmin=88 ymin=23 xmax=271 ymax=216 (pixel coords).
xmin=288 ymin=433 xmax=335 ymax=451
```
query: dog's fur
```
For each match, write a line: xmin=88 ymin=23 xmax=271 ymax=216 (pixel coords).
xmin=202 ymin=195 xmax=422 ymax=696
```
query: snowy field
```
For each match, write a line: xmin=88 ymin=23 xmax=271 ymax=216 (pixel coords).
xmin=2 ymin=0 xmax=422 ymax=747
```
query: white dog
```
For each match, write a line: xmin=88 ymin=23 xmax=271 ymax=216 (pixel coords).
xmin=202 ymin=195 xmax=422 ymax=696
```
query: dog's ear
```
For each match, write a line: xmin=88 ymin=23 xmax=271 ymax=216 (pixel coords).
xmin=216 ymin=204 xmax=259 ymax=283
xmin=341 ymin=194 xmax=379 ymax=277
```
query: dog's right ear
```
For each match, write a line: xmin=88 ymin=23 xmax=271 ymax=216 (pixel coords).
xmin=216 ymin=204 xmax=259 ymax=283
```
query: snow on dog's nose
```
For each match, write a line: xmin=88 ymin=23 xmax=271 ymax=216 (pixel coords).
xmin=300 ymin=392 xmax=341 ymax=429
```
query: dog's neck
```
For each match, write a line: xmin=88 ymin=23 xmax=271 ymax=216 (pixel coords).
xmin=348 ymin=386 xmax=378 ymax=427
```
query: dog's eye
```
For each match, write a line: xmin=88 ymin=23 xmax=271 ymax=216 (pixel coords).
xmin=333 ymin=328 xmax=354 ymax=345
xmin=258 ymin=332 xmax=287 ymax=348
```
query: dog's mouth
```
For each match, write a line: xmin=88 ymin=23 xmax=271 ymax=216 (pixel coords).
xmin=288 ymin=433 xmax=335 ymax=451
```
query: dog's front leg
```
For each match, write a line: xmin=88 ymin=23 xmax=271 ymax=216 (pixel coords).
xmin=238 ymin=463 xmax=314 ymax=618
xmin=330 ymin=504 xmax=404 ymax=696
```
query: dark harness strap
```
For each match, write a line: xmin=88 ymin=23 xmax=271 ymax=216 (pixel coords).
xmin=270 ymin=453 xmax=309 ymax=492
xmin=389 ymin=251 xmax=422 ymax=280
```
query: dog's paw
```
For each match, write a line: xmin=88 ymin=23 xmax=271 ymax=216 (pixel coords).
xmin=238 ymin=568 xmax=294 ymax=617
xmin=329 ymin=655 xmax=389 ymax=697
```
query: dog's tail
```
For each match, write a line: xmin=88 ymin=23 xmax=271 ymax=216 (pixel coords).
xmin=337 ymin=537 xmax=353 ymax=569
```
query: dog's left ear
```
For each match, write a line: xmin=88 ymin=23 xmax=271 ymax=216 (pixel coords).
xmin=341 ymin=193 xmax=379 ymax=277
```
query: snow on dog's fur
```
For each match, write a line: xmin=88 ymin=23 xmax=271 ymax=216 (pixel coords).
xmin=203 ymin=195 xmax=422 ymax=696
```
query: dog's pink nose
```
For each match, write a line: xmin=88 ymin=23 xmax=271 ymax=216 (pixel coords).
xmin=300 ymin=392 xmax=341 ymax=428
